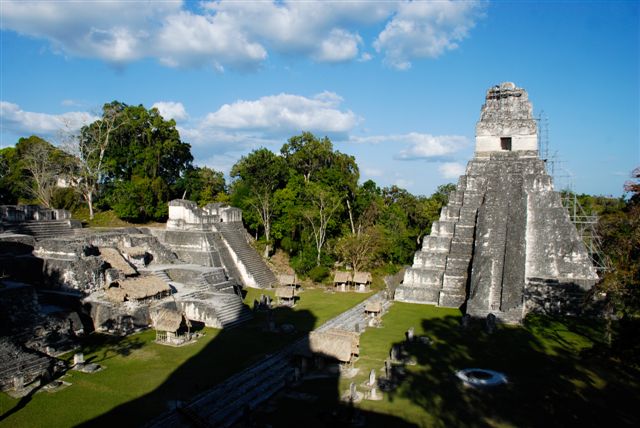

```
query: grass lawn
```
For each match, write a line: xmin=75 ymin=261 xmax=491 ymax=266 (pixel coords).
xmin=0 ymin=288 xmax=371 ymax=427
xmin=262 ymin=302 xmax=640 ymax=428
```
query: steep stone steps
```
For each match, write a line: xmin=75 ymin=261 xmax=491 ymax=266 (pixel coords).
xmin=215 ymin=222 xmax=277 ymax=289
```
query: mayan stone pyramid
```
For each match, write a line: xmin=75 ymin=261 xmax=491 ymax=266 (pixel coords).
xmin=395 ymin=82 xmax=598 ymax=323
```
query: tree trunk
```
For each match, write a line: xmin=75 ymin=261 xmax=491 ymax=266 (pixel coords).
xmin=346 ymin=198 xmax=356 ymax=235
xmin=88 ymin=192 xmax=95 ymax=220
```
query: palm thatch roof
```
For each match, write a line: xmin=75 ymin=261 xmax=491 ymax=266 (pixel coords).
xmin=121 ymin=276 xmax=170 ymax=300
xmin=99 ymin=247 xmax=137 ymax=276
xmin=277 ymin=274 xmax=298 ymax=286
xmin=353 ymin=272 xmax=372 ymax=284
xmin=365 ymin=300 xmax=382 ymax=313
xmin=307 ymin=329 xmax=359 ymax=362
xmin=154 ymin=309 xmax=183 ymax=332
xmin=275 ymin=286 xmax=295 ymax=299
xmin=104 ymin=287 xmax=127 ymax=303
xmin=333 ymin=271 xmax=352 ymax=284
xmin=107 ymin=275 xmax=171 ymax=301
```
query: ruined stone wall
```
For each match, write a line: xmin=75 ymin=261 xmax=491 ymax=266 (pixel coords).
xmin=167 ymin=199 xmax=242 ymax=231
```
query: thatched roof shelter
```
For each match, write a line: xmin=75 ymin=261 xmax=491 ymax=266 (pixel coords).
xmin=277 ymin=274 xmax=298 ymax=286
xmin=104 ymin=287 xmax=127 ymax=303
xmin=154 ymin=309 xmax=184 ymax=332
xmin=307 ymin=329 xmax=360 ymax=362
xmin=275 ymin=287 xmax=295 ymax=299
xmin=333 ymin=271 xmax=352 ymax=284
xmin=353 ymin=272 xmax=372 ymax=285
xmin=99 ymin=247 xmax=137 ymax=276
xmin=105 ymin=275 xmax=171 ymax=302
xmin=365 ymin=300 xmax=382 ymax=313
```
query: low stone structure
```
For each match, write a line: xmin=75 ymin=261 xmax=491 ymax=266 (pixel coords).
xmin=152 ymin=200 xmax=277 ymax=289
xmin=1 ymin=205 xmax=80 ymax=240
xmin=395 ymin=83 xmax=598 ymax=323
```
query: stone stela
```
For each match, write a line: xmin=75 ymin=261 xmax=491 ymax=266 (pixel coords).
xmin=395 ymin=82 xmax=598 ymax=323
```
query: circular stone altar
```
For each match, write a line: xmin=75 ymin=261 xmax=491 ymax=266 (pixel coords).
xmin=456 ymin=368 xmax=508 ymax=388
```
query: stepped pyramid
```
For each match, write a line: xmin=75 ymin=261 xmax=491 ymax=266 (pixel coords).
xmin=395 ymin=82 xmax=598 ymax=323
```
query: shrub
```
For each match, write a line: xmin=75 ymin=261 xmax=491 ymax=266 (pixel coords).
xmin=307 ymin=265 xmax=330 ymax=283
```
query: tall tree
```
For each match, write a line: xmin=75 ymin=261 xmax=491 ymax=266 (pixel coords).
xmin=98 ymin=102 xmax=193 ymax=221
xmin=280 ymin=132 xmax=333 ymax=183
xmin=231 ymin=148 xmax=287 ymax=257
xmin=178 ymin=166 xmax=227 ymax=206
xmin=16 ymin=136 xmax=70 ymax=208
xmin=302 ymin=182 xmax=343 ymax=266
xmin=65 ymin=103 xmax=124 ymax=219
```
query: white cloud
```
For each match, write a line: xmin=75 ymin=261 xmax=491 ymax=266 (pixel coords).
xmin=438 ymin=162 xmax=466 ymax=179
xmin=200 ymin=92 xmax=359 ymax=137
xmin=0 ymin=101 xmax=97 ymax=139
xmin=0 ymin=1 xmax=181 ymax=64
xmin=156 ymin=10 xmax=267 ymax=70
xmin=363 ymin=167 xmax=384 ymax=178
xmin=152 ymin=101 xmax=188 ymax=122
xmin=394 ymin=178 xmax=414 ymax=189
xmin=1 ymin=0 xmax=483 ymax=70
xmin=374 ymin=0 xmax=484 ymax=70
xmin=395 ymin=133 xmax=469 ymax=160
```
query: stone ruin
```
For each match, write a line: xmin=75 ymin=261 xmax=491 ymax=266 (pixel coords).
xmin=1 ymin=205 xmax=80 ymax=239
xmin=0 ymin=200 xmax=279 ymax=391
xmin=150 ymin=200 xmax=278 ymax=289
xmin=395 ymin=82 xmax=598 ymax=323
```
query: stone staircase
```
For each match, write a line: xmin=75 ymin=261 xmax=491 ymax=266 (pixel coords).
xmin=208 ymin=293 xmax=253 ymax=329
xmin=2 ymin=220 xmax=78 ymax=240
xmin=215 ymin=222 xmax=277 ymax=289
xmin=396 ymin=173 xmax=482 ymax=307
xmin=150 ymin=269 xmax=251 ymax=329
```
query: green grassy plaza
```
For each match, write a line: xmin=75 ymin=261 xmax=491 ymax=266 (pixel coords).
xmin=0 ymin=289 xmax=370 ymax=427
xmin=1 ymin=289 xmax=638 ymax=428
xmin=261 ymin=303 xmax=640 ymax=428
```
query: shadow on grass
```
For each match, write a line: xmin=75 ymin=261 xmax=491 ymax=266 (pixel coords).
xmin=72 ymin=299 xmax=414 ymax=428
xmin=385 ymin=315 xmax=640 ymax=428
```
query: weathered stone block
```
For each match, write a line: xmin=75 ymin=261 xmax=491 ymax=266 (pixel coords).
xmin=413 ymin=252 xmax=447 ymax=269
xmin=421 ymin=236 xmax=452 ymax=252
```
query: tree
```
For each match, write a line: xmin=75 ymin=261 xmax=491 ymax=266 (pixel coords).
xmin=591 ymin=167 xmax=640 ymax=360
xmin=302 ymin=182 xmax=344 ymax=266
xmin=335 ymin=224 xmax=385 ymax=272
xmin=231 ymin=148 xmax=287 ymax=257
xmin=0 ymin=147 xmax=24 ymax=204
xmin=16 ymin=136 xmax=71 ymax=208
xmin=178 ymin=166 xmax=227 ymax=206
xmin=280 ymin=132 xmax=333 ymax=183
xmin=65 ymin=103 xmax=124 ymax=219
xmin=98 ymin=102 xmax=193 ymax=222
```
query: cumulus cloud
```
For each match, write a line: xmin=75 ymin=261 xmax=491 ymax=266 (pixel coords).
xmin=352 ymin=132 xmax=468 ymax=160
xmin=374 ymin=0 xmax=485 ymax=70
xmin=438 ymin=162 xmax=466 ymax=179
xmin=199 ymin=92 xmax=359 ymax=138
xmin=1 ymin=0 xmax=483 ymax=70
xmin=0 ymin=1 xmax=181 ymax=64
xmin=0 ymin=101 xmax=97 ymax=138
xmin=395 ymin=133 xmax=469 ymax=160
xmin=152 ymin=101 xmax=188 ymax=122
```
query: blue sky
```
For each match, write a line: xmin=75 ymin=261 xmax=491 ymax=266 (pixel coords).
xmin=1 ymin=0 xmax=638 ymax=197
